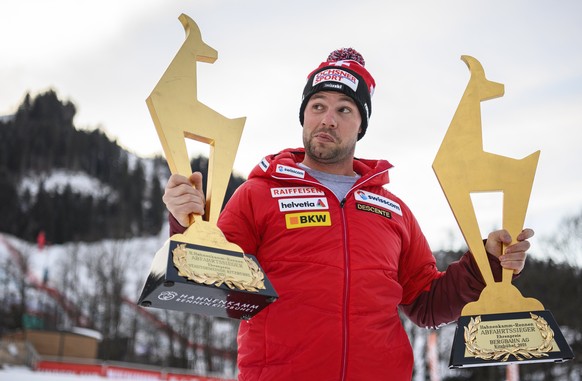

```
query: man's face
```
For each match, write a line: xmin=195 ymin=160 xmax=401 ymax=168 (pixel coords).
xmin=302 ymin=91 xmax=362 ymax=167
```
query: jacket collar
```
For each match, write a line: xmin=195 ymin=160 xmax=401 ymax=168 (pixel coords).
xmin=250 ymin=148 xmax=393 ymax=187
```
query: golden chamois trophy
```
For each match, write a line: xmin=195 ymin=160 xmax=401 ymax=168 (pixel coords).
xmin=433 ymin=55 xmax=573 ymax=367
xmin=137 ymin=14 xmax=277 ymax=320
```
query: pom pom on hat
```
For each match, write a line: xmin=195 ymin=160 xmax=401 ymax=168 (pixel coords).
xmin=327 ymin=48 xmax=366 ymax=66
xmin=299 ymin=48 xmax=376 ymax=140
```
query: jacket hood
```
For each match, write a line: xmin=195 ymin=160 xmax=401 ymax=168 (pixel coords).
xmin=249 ymin=148 xmax=394 ymax=187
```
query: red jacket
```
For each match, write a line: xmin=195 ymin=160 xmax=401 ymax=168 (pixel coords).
xmin=170 ymin=148 xmax=499 ymax=381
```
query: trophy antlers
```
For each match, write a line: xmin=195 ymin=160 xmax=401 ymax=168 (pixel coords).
xmin=146 ymin=14 xmax=246 ymax=225
xmin=433 ymin=56 xmax=542 ymax=314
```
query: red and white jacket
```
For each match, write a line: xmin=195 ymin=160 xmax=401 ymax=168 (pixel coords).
xmin=170 ymin=148 xmax=501 ymax=381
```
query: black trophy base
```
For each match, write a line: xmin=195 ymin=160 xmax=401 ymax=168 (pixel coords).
xmin=450 ymin=310 xmax=574 ymax=368
xmin=137 ymin=239 xmax=278 ymax=320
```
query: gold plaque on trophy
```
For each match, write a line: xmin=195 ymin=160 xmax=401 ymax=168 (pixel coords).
xmin=137 ymin=14 xmax=277 ymax=320
xmin=433 ymin=55 xmax=573 ymax=366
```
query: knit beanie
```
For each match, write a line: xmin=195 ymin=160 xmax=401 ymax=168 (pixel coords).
xmin=299 ymin=48 xmax=376 ymax=140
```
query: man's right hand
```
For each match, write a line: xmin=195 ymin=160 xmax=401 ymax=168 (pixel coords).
xmin=162 ymin=172 xmax=205 ymax=228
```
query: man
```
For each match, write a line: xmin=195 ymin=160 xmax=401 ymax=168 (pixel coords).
xmin=163 ymin=48 xmax=533 ymax=380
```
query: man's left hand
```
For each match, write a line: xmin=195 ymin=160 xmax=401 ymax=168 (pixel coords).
xmin=485 ymin=228 xmax=534 ymax=274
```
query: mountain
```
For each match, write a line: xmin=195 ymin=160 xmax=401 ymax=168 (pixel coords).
xmin=0 ymin=90 xmax=244 ymax=245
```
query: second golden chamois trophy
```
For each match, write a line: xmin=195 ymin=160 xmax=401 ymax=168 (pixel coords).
xmin=137 ymin=14 xmax=278 ymax=320
xmin=433 ymin=55 xmax=573 ymax=367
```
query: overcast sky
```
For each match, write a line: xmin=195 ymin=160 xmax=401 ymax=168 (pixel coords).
xmin=1 ymin=0 xmax=581 ymax=258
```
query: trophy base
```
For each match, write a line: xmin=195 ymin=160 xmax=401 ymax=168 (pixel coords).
xmin=137 ymin=238 xmax=278 ymax=320
xmin=449 ymin=310 xmax=574 ymax=368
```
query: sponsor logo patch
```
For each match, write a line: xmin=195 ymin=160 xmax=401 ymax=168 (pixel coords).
xmin=275 ymin=164 xmax=305 ymax=179
xmin=312 ymin=68 xmax=359 ymax=92
xmin=278 ymin=197 xmax=328 ymax=212
xmin=271 ymin=187 xmax=325 ymax=198
xmin=285 ymin=212 xmax=331 ymax=229
xmin=259 ymin=158 xmax=269 ymax=172
xmin=356 ymin=202 xmax=392 ymax=219
xmin=354 ymin=190 xmax=402 ymax=216
xmin=322 ymin=83 xmax=343 ymax=91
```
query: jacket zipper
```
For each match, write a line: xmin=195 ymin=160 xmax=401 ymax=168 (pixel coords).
xmin=339 ymin=198 xmax=349 ymax=381
xmin=271 ymin=171 xmax=389 ymax=380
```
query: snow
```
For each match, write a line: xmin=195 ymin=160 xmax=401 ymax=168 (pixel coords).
xmin=0 ymin=114 xmax=14 ymax=123
xmin=0 ymin=228 xmax=166 ymax=298
xmin=18 ymin=170 xmax=117 ymax=200
xmin=0 ymin=228 xmax=240 ymax=376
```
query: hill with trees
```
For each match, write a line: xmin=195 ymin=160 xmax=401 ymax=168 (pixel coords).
xmin=0 ymin=90 xmax=244 ymax=245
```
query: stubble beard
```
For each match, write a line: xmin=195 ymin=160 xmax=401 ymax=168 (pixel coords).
xmin=303 ymin=129 xmax=356 ymax=165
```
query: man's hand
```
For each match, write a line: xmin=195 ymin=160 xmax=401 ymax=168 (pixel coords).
xmin=484 ymin=228 xmax=534 ymax=274
xmin=162 ymin=172 xmax=205 ymax=228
